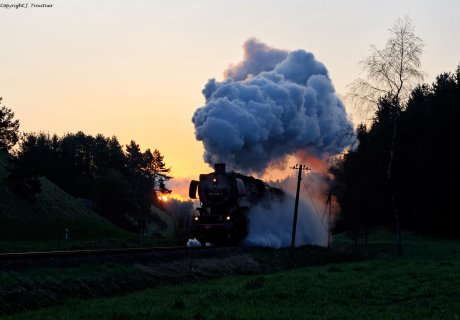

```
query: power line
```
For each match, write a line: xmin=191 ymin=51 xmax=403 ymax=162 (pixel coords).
xmin=290 ymin=164 xmax=310 ymax=260
xmin=301 ymin=180 xmax=329 ymax=233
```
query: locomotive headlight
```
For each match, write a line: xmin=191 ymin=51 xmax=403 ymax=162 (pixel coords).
xmin=226 ymin=216 xmax=231 ymax=221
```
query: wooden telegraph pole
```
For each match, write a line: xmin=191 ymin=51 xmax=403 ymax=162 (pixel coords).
xmin=290 ymin=164 xmax=310 ymax=260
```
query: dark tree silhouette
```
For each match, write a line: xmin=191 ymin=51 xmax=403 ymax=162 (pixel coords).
xmin=333 ymin=65 xmax=460 ymax=239
xmin=143 ymin=148 xmax=172 ymax=191
xmin=396 ymin=67 xmax=460 ymax=235
xmin=347 ymin=16 xmax=424 ymax=255
xmin=126 ymin=140 xmax=144 ymax=174
xmin=332 ymin=105 xmax=394 ymax=242
xmin=0 ymin=98 xmax=20 ymax=153
xmin=93 ymin=169 xmax=137 ymax=227
xmin=13 ymin=132 xmax=173 ymax=229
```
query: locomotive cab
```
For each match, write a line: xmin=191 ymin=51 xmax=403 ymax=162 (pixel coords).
xmin=189 ymin=163 xmax=283 ymax=245
xmin=189 ymin=163 xmax=249 ymax=245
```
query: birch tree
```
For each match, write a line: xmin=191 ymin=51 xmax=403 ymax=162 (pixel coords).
xmin=348 ymin=16 xmax=424 ymax=111
xmin=348 ymin=16 xmax=424 ymax=255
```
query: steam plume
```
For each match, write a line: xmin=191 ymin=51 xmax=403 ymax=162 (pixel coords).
xmin=243 ymin=173 xmax=331 ymax=248
xmin=193 ymin=38 xmax=354 ymax=174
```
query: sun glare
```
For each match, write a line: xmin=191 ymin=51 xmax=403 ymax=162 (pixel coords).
xmin=158 ymin=195 xmax=169 ymax=202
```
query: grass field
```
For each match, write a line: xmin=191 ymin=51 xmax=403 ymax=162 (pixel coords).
xmin=1 ymin=231 xmax=459 ymax=319
xmin=0 ymin=151 xmax=129 ymax=243
xmin=0 ymin=151 xmax=178 ymax=252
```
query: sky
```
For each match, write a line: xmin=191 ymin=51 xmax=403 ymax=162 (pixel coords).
xmin=1 ymin=0 xmax=459 ymax=194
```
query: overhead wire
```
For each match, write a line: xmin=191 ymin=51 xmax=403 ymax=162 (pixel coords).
xmin=301 ymin=180 xmax=329 ymax=233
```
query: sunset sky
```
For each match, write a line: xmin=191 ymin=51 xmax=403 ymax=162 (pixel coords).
xmin=1 ymin=0 xmax=459 ymax=196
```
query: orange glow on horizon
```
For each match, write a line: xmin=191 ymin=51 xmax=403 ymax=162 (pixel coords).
xmin=170 ymin=193 xmax=188 ymax=201
xmin=158 ymin=195 xmax=169 ymax=202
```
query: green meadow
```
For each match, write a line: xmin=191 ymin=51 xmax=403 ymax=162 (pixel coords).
xmin=1 ymin=231 xmax=459 ymax=320
xmin=0 ymin=151 xmax=177 ymax=252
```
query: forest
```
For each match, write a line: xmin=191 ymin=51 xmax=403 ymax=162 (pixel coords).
xmin=332 ymin=66 xmax=460 ymax=238
xmin=0 ymin=104 xmax=172 ymax=231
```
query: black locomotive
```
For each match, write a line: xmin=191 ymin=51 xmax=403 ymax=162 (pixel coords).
xmin=189 ymin=163 xmax=283 ymax=245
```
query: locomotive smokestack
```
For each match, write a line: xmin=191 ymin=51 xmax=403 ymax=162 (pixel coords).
xmin=214 ymin=163 xmax=226 ymax=174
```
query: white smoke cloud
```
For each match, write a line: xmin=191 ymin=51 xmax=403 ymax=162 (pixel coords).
xmin=242 ymin=199 xmax=327 ymax=248
xmin=193 ymin=38 xmax=354 ymax=174
xmin=223 ymin=38 xmax=287 ymax=81
xmin=242 ymin=173 xmax=331 ymax=248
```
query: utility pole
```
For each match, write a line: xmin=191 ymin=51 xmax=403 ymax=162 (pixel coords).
xmin=290 ymin=164 xmax=310 ymax=260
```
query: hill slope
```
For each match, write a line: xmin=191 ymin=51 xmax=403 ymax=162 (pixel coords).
xmin=0 ymin=151 xmax=129 ymax=241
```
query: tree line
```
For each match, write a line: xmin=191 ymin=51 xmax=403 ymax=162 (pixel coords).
xmin=329 ymin=16 xmax=460 ymax=248
xmin=332 ymin=66 xmax=460 ymax=238
xmin=0 ymin=101 xmax=171 ymax=230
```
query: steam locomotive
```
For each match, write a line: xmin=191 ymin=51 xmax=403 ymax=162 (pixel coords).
xmin=189 ymin=163 xmax=284 ymax=245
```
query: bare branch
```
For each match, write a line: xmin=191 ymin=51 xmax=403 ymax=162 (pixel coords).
xmin=346 ymin=16 xmax=424 ymax=116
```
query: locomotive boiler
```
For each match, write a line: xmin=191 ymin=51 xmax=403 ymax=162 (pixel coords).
xmin=189 ymin=163 xmax=283 ymax=245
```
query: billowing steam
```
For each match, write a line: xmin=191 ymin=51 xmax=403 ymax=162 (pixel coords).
xmin=193 ymin=38 xmax=354 ymax=174
xmin=243 ymin=173 xmax=332 ymax=248
xmin=243 ymin=197 xmax=327 ymax=248
xmin=190 ymin=39 xmax=353 ymax=248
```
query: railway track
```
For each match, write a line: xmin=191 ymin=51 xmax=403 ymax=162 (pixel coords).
xmin=0 ymin=245 xmax=249 ymax=271
xmin=0 ymin=246 xmax=189 ymax=260
xmin=0 ymin=245 xmax=258 ymax=315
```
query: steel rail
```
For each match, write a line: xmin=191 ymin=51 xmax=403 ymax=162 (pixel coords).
xmin=0 ymin=246 xmax=207 ymax=260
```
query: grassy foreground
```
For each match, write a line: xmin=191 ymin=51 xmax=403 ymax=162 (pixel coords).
xmin=1 ymin=232 xmax=459 ymax=320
